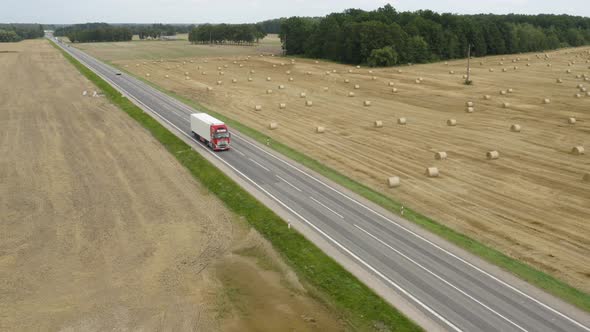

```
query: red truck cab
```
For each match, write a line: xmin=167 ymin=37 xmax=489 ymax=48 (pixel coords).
xmin=210 ymin=124 xmax=231 ymax=151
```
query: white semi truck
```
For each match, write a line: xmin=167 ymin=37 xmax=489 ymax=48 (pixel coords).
xmin=190 ymin=113 xmax=231 ymax=151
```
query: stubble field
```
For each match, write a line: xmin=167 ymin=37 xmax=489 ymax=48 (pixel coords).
xmin=0 ymin=39 xmax=343 ymax=331
xmin=76 ymin=37 xmax=590 ymax=293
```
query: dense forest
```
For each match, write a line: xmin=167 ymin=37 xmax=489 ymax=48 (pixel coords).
xmin=256 ymin=18 xmax=285 ymax=34
xmin=189 ymin=24 xmax=266 ymax=44
xmin=280 ymin=5 xmax=590 ymax=66
xmin=0 ymin=24 xmax=44 ymax=42
xmin=125 ymin=23 xmax=193 ymax=39
xmin=55 ymin=23 xmax=133 ymax=43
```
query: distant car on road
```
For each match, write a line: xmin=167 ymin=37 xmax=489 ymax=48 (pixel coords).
xmin=115 ymin=72 xmax=122 ymax=76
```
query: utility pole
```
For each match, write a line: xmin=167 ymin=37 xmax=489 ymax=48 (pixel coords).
xmin=465 ymin=43 xmax=471 ymax=84
xmin=283 ymin=33 xmax=287 ymax=56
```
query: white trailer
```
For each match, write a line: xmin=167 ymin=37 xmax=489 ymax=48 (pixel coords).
xmin=190 ymin=113 xmax=231 ymax=151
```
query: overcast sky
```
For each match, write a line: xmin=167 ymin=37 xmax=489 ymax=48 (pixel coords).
xmin=2 ymin=0 xmax=589 ymax=24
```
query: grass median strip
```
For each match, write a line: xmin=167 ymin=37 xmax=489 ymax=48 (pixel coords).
xmin=50 ymin=39 xmax=423 ymax=331
xmin=104 ymin=54 xmax=590 ymax=313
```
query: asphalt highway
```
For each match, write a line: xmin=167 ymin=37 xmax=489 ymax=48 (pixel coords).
xmin=52 ymin=37 xmax=590 ymax=332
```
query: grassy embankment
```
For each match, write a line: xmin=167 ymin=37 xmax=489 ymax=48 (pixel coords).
xmin=50 ymin=39 xmax=423 ymax=332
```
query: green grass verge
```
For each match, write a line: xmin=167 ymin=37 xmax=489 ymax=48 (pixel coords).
xmin=104 ymin=55 xmax=590 ymax=313
xmin=50 ymin=39 xmax=422 ymax=331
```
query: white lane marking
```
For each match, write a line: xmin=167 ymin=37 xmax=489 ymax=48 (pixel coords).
xmin=355 ymin=224 xmax=529 ymax=332
xmin=276 ymin=175 xmax=302 ymax=192
xmin=310 ymin=196 xmax=344 ymax=219
xmin=229 ymin=132 xmax=590 ymax=332
xmin=249 ymin=158 xmax=270 ymax=172
xmin=63 ymin=48 xmax=462 ymax=332
xmin=232 ymin=148 xmax=245 ymax=157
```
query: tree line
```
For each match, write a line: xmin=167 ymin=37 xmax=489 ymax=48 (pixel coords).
xmin=188 ymin=24 xmax=266 ymax=45
xmin=125 ymin=23 xmax=193 ymax=39
xmin=54 ymin=23 xmax=133 ymax=43
xmin=0 ymin=24 xmax=44 ymax=42
xmin=280 ymin=5 xmax=590 ymax=66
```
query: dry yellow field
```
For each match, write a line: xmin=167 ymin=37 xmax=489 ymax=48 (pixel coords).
xmin=0 ymin=40 xmax=343 ymax=331
xmin=81 ymin=42 xmax=590 ymax=293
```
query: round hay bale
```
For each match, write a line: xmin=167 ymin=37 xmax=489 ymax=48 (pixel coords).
xmin=510 ymin=124 xmax=521 ymax=132
xmin=286 ymin=70 xmax=291 ymax=75
xmin=332 ymin=69 xmax=337 ymax=73
xmin=146 ymin=73 xmax=151 ymax=77
xmin=435 ymin=152 xmax=447 ymax=160
xmin=219 ymin=71 xmax=224 ymax=75
xmin=223 ymin=64 xmax=228 ymax=68
xmin=278 ymin=84 xmax=285 ymax=89
xmin=499 ymin=61 xmax=504 ymax=65
xmin=279 ymin=103 xmax=286 ymax=109
xmin=165 ymin=74 xmax=169 ymax=78
xmin=566 ymin=69 xmax=572 ymax=73
xmin=556 ymin=78 xmax=563 ymax=83
xmin=526 ymin=63 xmax=530 ymax=66
xmin=201 ymin=71 xmax=207 ymax=75
xmin=500 ymin=90 xmax=507 ymax=95
xmin=217 ymin=66 xmax=222 ymax=70
xmin=250 ymin=70 xmax=255 ymax=74
xmin=368 ymin=70 xmax=374 ymax=74
xmin=397 ymin=117 xmax=407 ymax=125
xmin=266 ymin=89 xmax=273 ymax=94
xmin=305 ymin=100 xmax=313 ymax=107
xmin=216 ymin=80 xmax=222 ymax=85
xmin=248 ymin=77 xmax=253 ymax=82
xmin=489 ymin=68 xmax=494 ymax=72
xmin=374 ymin=120 xmax=383 ymax=128
xmin=572 ymin=146 xmax=585 ymax=155
xmin=462 ymin=74 xmax=468 ymax=79
xmin=316 ymin=126 xmax=325 ymax=133
xmin=547 ymin=63 xmax=552 ymax=67
xmin=486 ymin=151 xmax=500 ymax=160
xmin=206 ymin=87 xmax=213 ymax=91
xmin=513 ymin=66 xmax=518 ymax=70
xmin=388 ymin=82 xmax=395 ymax=86
xmin=363 ymin=100 xmax=371 ymax=107
xmin=581 ymin=87 xmax=588 ymax=92
xmin=465 ymin=107 xmax=474 ymax=113
xmin=272 ymin=64 xmax=277 ymax=68
xmin=502 ymin=102 xmax=510 ymax=108
xmin=288 ymin=77 xmax=294 ymax=82
xmin=254 ymin=105 xmax=262 ymax=111
xmin=502 ymin=68 xmax=507 ymax=72
xmin=483 ymin=95 xmax=491 ymax=100
xmin=239 ymin=64 xmax=244 ymax=67
xmin=397 ymin=69 xmax=403 ymax=73
xmin=543 ymin=98 xmax=551 ymax=104
xmin=372 ymin=76 xmax=377 ymax=80
xmin=447 ymin=119 xmax=457 ymax=126
xmin=466 ymin=101 xmax=474 ymax=107
xmin=184 ymin=71 xmax=189 ymax=76
xmin=387 ymin=176 xmax=401 ymax=188
xmin=575 ymin=93 xmax=582 ymax=98
xmin=185 ymin=76 xmax=190 ymax=80
xmin=508 ymin=88 xmax=514 ymax=93
xmin=300 ymin=92 xmax=306 ymax=98
xmin=268 ymin=122 xmax=278 ymax=130
xmin=354 ymin=84 xmax=360 ymax=89
xmin=344 ymin=79 xmax=350 ymax=83
xmin=426 ymin=167 xmax=439 ymax=178
xmin=449 ymin=70 xmax=455 ymax=74
xmin=323 ymin=87 xmax=329 ymax=91
xmin=568 ymin=117 xmax=576 ymax=124
xmin=348 ymin=92 xmax=355 ymax=97
xmin=232 ymin=78 xmax=237 ymax=83
xmin=348 ymin=69 xmax=353 ymax=73
xmin=315 ymin=60 xmax=319 ymax=64
xmin=266 ymin=77 xmax=271 ymax=81
xmin=392 ymin=88 xmax=398 ymax=93
xmin=415 ymin=79 xmax=421 ymax=84
xmin=356 ymin=65 xmax=361 ymax=69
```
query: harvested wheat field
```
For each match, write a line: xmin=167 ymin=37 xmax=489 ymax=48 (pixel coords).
xmin=80 ymin=39 xmax=590 ymax=293
xmin=0 ymin=40 xmax=343 ymax=331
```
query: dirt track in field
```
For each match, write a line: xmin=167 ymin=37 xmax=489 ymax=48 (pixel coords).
xmin=85 ymin=40 xmax=590 ymax=293
xmin=0 ymin=40 xmax=344 ymax=332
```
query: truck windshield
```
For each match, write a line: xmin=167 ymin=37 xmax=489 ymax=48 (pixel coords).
xmin=214 ymin=132 xmax=230 ymax=139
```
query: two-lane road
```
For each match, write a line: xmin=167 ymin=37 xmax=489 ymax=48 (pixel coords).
xmin=53 ymin=37 xmax=590 ymax=331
